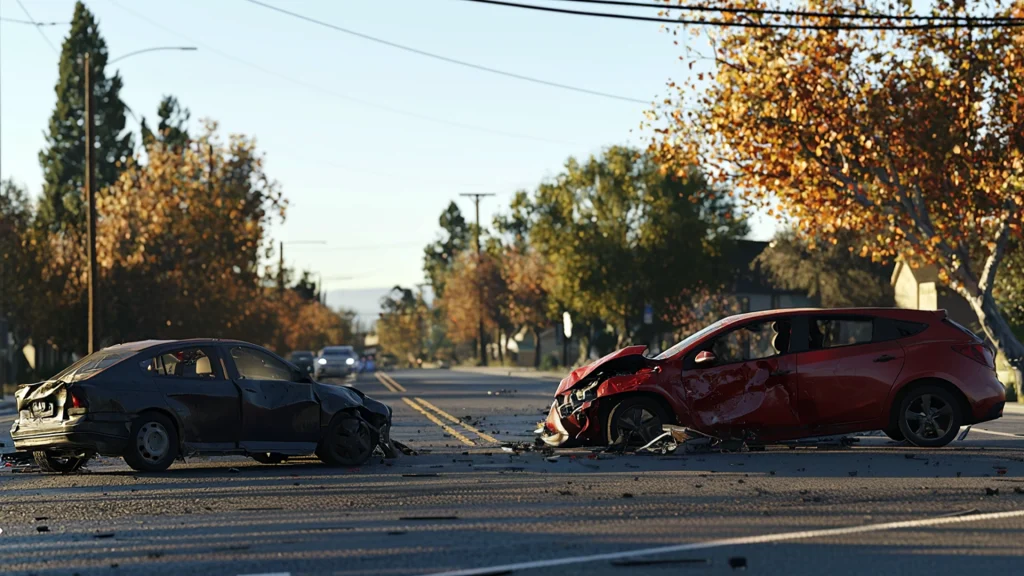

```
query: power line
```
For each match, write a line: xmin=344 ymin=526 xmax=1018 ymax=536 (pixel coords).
xmin=243 ymin=0 xmax=648 ymax=104
xmin=547 ymin=0 xmax=1024 ymax=23
xmin=15 ymin=0 xmax=58 ymax=53
xmin=0 ymin=17 xmax=68 ymax=26
xmin=105 ymin=0 xmax=579 ymax=147
xmin=462 ymin=0 xmax=1024 ymax=30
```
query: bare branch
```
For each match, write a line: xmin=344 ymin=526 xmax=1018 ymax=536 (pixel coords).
xmin=979 ymin=201 xmax=1019 ymax=296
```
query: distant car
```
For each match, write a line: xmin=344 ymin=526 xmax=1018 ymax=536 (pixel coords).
xmin=541 ymin=308 xmax=1005 ymax=449
xmin=315 ymin=346 xmax=358 ymax=379
xmin=288 ymin=350 xmax=316 ymax=374
xmin=11 ymin=339 xmax=395 ymax=473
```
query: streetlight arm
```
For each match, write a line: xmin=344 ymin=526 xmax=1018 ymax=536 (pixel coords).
xmin=109 ymin=46 xmax=197 ymax=64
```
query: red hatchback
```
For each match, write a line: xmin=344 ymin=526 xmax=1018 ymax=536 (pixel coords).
xmin=542 ymin=308 xmax=1005 ymax=448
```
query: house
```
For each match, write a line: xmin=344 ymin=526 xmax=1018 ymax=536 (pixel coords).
xmin=891 ymin=259 xmax=1022 ymax=392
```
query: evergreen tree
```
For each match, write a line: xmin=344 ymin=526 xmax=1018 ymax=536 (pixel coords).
xmin=141 ymin=95 xmax=190 ymax=150
xmin=37 ymin=1 xmax=133 ymax=232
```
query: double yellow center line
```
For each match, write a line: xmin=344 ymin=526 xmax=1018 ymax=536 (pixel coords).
xmin=374 ymin=372 xmax=499 ymax=447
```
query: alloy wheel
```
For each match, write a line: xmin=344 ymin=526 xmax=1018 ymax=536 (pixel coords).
xmin=904 ymin=393 xmax=954 ymax=442
xmin=615 ymin=407 xmax=662 ymax=446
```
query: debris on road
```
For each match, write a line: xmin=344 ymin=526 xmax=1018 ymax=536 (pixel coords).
xmin=958 ymin=426 xmax=972 ymax=441
xmin=393 ymin=440 xmax=418 ymax=456
xmin=487 ymin=389 xmax=518 ymax=397
xmin=729 ymin=556 xmax=748 ymax=570
xmin=986 ymin=488 xmax=1000 ymax=496
xmin=36 ymin=526 xmax=49 ymax=533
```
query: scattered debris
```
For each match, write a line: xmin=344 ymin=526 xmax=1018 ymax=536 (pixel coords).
xmin=387 ymin=530 xmax=407 ymax=535
xmin=401 ymin=473 xmax=439 ymax=478
xmin=487 ymin=389 xmax=518 ymax=397
xmin=227 ymin=468 xmax=240 ymax=473
xmin=848 ymin=471 xmax=858 ymax=477
xmin=36 ymin=526 xmax=49 ymax=533
xmin=622 ymin=493 xmax=634 ymax=498
xmin=93 ymin=533 xmax=115 ymax=539
xmin=941 ymin=508 xmax=981 ymax=517
xmin=545 ymin=456 xmax=561 ymax=463
xmin=986 ymin=488 xmax=1000 ymax=496
xmin=957 ymin=426 xmax=972 ymax=442
xmin=1014 ymin=487 xmax=1024 ymax=495
xmin=392 ymin=441 xmax=418 ymax=456
xmin=729 ymin=556 xmax=748 ymax=570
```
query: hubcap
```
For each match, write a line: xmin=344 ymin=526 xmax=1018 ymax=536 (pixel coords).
xmin=616 ymin=407 xmax=661 ymax=445
xmin=904 ymin=394 xmax=954 ymax=440
xmin=137 ymin=422 xmax=170 ymax=463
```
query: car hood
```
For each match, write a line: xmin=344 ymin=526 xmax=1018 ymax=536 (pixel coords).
xmin=554 ymin=345 xmax=649 ymax=396
xmin=313 ymin=381 xmax=391 ymax=419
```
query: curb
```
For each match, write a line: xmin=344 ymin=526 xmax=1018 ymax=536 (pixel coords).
xmin=1002 ymin=402 xmax=1024 ymax=416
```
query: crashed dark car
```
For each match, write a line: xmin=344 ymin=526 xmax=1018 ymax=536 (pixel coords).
xmin=542 ymin=308 xmax=1005 ymax=449
xmin=11 ymin=339 xmax=395 ymax=473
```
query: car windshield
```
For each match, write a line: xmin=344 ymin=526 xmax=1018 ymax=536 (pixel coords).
xmin=50 ymin=348 xmax=137 ymax=383
xmin=321 ymin=348 xmax=354 ymax=356
xmin=654 ymin=319 xmax=727 ymax=360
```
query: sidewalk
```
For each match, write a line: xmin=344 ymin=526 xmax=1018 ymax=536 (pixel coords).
xmin=1003 ymin=402 xmax=1024 ymax=415
xmin=450 ymin=365 xmax=567 ymax=381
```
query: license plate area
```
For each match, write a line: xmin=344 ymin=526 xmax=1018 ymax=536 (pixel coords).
xmin=31 ymin=400 xmax=54 ymax=417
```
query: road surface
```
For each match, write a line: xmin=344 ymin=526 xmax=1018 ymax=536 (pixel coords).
xmin=2 ymin=369 xmax=1024 ymax=575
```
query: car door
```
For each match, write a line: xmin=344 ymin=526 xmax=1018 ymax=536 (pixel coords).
xmin=679 ymin=317 xmax=802 ymax=440
xmin=796 ymin=314 xmax=906 ymax=430
xmin=223 ymin=345 xmax=321 ymax=451
xmin=142 ymin=345 xmax=241 ymax=450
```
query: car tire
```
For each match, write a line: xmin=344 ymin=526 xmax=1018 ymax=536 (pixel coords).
xmin=123 ymin=412 xmax=179 ymax=472
xmin=251 ymin=452 xmax=286 ymax=465
xmin=606 ymin=397 xmax=668 ymax=448
xmin=317 ymin=412 xmax=376 ymax=467
xmin=33 ymin=451 xmax=89 ymax=473
xmin=883 ymin=427 xmax=906 ymax=442
xmin=897 ymin=385 xmax=962 ymax=448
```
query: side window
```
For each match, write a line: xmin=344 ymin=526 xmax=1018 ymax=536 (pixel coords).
xmin=140 ymin=348 xmax=218 ymax=379
xmin=706 ymin=319 xmax=792 ymax=364
xmin=809 ymin=317 xmax=872 ymax=349
xmin=230 ymin=347 xmax=294 ymax=381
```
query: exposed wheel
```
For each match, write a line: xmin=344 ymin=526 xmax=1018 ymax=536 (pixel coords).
xmin=317 ymin=413 xmax=376 ymax=467
xmin=123 ymin=412 xmax=179 ymax=472
xmin=897 ymin=385 xmax=962 ymax=448
xmin=32 ymin=451 xmax=88 ymax=473
xmin=606 ymin=397 xmax=667 ymax=447
xmin=251 ymin=452 xmax=286 ymax=464
xmin=883 ymin=427 xmax=906 ymax=442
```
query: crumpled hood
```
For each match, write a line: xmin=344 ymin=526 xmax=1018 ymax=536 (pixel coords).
xmin=554 ymin=345 xmax=648 ymax=396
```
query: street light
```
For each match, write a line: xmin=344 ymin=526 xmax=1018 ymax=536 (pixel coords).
xmin=84 ymin=46 xmax=197 ymax=354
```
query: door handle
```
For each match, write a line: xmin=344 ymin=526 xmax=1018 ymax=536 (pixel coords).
xmin=769 ymin=369 xmax=792 ymax=377
xmin=873 ymin=355 xmax=896 ymax=363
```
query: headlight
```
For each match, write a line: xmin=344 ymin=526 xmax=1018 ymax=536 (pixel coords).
xmin=318 ymin=358 xmax=327 ymax=365
xmin=346 ymin=357 xmax=355 ymax=365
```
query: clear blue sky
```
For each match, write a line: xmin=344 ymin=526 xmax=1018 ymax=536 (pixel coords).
xmin=1 ymin=0 xmax=775 ymax=295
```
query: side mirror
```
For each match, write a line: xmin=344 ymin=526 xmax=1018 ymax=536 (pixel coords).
xmin=695 ymin=350 xmax=717 ymax=366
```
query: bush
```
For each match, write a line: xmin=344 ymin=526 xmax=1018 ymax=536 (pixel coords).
xmin=540 ymin=354 xmax=559 ymax=371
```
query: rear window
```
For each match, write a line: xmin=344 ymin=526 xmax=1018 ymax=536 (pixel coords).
xmin=51 ymin=348 xmax=136 ymax=383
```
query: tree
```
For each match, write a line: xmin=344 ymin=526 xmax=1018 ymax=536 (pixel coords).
xmin=527 ymin=146 xmax=745 ymax=350
xmin=0 ymin=180 xmax=49 ymax=368
xmin=651 ymin=0 xmax=1024 ymax=367
xmin=377 ymin=286 xmax=428 ymax=366
xmin=757 ymin=229 xmax=894 ymax=307
xmin=423 ymin=202 xmax=469 ymax=298
xmin=141 ymin=95 xmax=191 ymax=150
xmin=440 ymin=252 xmax=508 ymax=351
xmin=500 ymin=248 xmax=551 ymax=367
xmin=996 ymin=244 xmax=1024 ymax=335
xmin=37 ymin=1 xmax=133 ymax=232
xmin=291 ymin=270 xmax=319 ymax=302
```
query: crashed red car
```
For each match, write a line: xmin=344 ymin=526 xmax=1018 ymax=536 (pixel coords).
xmin=542 ymin=308 xmax=1006 ymax=449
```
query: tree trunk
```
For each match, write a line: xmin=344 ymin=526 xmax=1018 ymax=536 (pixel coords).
xmin=496 ymin=328 xmax=504 ymax=365
xmin=532 ymin=327 xmax=542 ymax=369
xmin=968 ymin=293 xmax=1024 ymax=369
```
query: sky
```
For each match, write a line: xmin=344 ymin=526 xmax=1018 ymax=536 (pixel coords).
xmin=1 ymin=0 xmax=776 ymax=308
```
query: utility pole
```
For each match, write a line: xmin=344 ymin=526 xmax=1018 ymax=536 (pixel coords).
xmin=459 ymin=193 xmax=494 ymax=366
xmin=85 ymin=52 xmax=97 ymax=355
xmin=278 ymin=241 xmax=285 ymax=295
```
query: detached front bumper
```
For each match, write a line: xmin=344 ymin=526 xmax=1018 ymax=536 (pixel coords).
xmin=540 ymin=395 xmax=599 ymax=447
xmin=11 ymin=414 xmax=130 ymax=456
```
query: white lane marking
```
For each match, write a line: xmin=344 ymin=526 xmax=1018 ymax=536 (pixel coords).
xmin=424 ymin=509 xmax=1024 ymax=576
xmin=971 ymin=428 xmax=1024 ymax=438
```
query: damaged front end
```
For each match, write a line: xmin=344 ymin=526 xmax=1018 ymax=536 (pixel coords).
xmin=540 ymin=345 xmax=670 ymax=447
xmin=315 ymin=382 xmax=397 ymax=458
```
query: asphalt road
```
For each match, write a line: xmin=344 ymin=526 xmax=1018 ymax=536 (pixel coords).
xmin=3 ymin=369 xmax=1024 ymax=575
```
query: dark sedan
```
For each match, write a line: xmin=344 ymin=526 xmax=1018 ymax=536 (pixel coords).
xmin=288 ymin=350 xmax=316 ymax=374
xmin=11 ymin=339 xmax=395 ymax=473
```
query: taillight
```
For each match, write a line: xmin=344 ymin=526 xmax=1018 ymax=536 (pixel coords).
xmin=70 ymin=389 xmax=87 ymax=409
xmin=952 ymin=343 xmax=995 ymax=369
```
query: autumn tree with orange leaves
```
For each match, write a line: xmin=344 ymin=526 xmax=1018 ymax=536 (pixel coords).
xmin=651 ymin=0 xmax=1024 ymax=366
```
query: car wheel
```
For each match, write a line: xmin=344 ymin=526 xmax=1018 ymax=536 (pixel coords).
xmin=251 ymin=452 xmax=286 ymax=464
xmin=123 ymin=412 xmax=179 ymax=472
xmin=606 ymin=397 xmax=667 ymax=447
xmin=897 ymin=385 xmax=962 ymax=448
xmin=32 ymin=451 xmax=89 ymax=473
xmin=883 ymin=427 xmax=906 ymax=442
xmin=317 ymin=413 xmax=376 ymax=467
